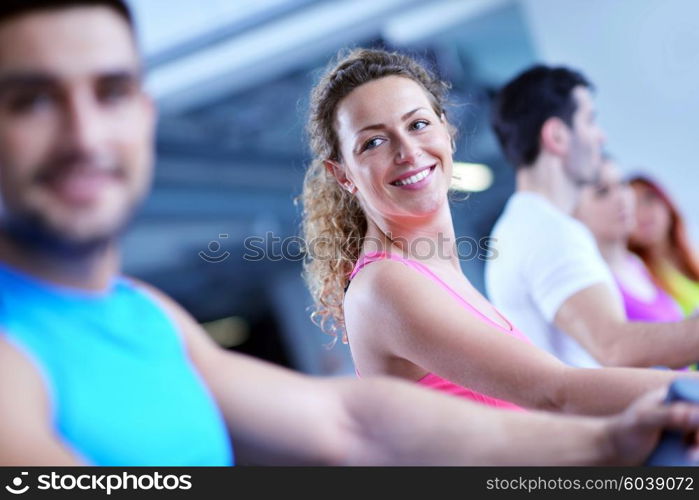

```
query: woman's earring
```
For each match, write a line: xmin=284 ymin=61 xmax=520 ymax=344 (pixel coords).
xmin=345 ymin=183 xmax=357 ymax=194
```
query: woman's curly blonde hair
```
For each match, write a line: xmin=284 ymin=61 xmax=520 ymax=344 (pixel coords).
xmin=300 ymin=48 xmax=454 ymax=344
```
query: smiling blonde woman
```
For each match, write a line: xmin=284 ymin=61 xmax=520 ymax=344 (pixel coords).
xmin=301 ymin=48 xmax=699 ymax=415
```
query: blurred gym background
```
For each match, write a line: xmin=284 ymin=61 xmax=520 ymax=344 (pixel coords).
xmin=122 ymin=0 xmax=699 ymax=375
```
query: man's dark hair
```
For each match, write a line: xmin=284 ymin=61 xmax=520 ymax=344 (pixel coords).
xmin=491 ymin=65 xmax=591 ymax=170
xmin=0 ymin=0 xmax=133 ymax=30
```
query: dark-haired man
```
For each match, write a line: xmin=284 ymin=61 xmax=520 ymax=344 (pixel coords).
xmin=487 ymin=65 xmax=699 ymax=370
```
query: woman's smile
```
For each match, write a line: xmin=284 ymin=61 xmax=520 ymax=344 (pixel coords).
xmin=389 ymin=165 xmax=436 ymax=190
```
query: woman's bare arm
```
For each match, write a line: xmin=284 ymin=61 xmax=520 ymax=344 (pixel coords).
xmin=344 ymin=259 xmax=697 ymax=415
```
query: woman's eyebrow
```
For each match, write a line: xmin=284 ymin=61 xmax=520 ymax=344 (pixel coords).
xmin=354 ymin=107 xmax=427 ymax=137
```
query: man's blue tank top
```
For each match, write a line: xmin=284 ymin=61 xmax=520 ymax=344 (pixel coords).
xmin=0 ymin=262 xmax=234 ymax=466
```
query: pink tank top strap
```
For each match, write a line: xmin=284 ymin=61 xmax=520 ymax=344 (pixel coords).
xmin=348 ymin=251 xmax=527 ymax=411
xmin=350 ymin=251 xmax=524 ymax=337
xmin=350 ymin=252 xmax=412 ymax=280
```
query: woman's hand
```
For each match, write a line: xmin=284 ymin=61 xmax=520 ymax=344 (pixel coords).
xmin=605 ymin=387 xmax=699 ymax=465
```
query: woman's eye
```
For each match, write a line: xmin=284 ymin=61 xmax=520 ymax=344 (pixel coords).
xmin=362 ymin=137 xmax=384 ymax=151
xmin=411 ymin=119 xmax=429 ymax=130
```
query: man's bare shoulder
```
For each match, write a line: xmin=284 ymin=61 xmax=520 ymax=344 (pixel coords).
xmin=0 ymin=334 xmax=50 ymax=411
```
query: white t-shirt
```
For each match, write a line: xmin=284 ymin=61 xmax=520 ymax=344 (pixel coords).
xmin=485 ymin=192 xmax=622 ymax=368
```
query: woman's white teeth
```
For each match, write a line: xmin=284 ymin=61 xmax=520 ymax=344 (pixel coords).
xmin=393 ymin=168 xmax=431 ymax=186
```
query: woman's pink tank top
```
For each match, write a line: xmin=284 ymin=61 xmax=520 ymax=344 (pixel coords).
xmin=349 ymin=252 xmax=529 ymax=411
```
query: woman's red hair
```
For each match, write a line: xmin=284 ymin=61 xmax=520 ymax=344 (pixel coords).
xmin=628 ymin=175 xmax=699 ymax=286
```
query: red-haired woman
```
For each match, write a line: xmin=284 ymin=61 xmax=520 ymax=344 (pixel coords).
xmin=628 ymin=176 xmax=699 ymax=318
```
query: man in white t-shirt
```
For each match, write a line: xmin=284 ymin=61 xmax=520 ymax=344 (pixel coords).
xmin=485 ymin=65 xmax=699 ymax=369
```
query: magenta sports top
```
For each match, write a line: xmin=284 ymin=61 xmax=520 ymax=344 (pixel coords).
xmin=349 ymin=252 xmax=527 ymax=411
xmin=616 ymin=257 xmax=683 ymax=323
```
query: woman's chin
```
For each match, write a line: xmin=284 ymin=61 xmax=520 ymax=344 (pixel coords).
xmin=379 ymin=185 xmax=450 ymax=220
xmin=400 ymin=198 xmax=447 ymax=219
